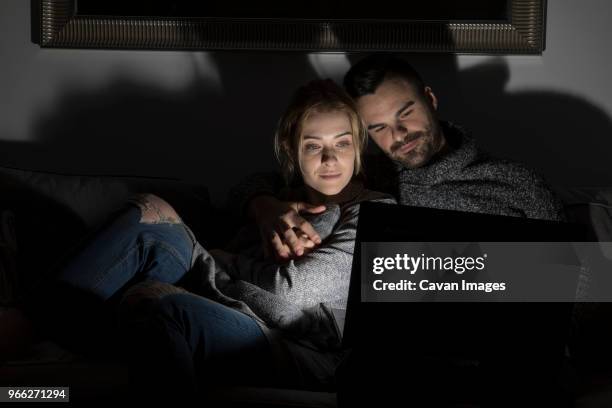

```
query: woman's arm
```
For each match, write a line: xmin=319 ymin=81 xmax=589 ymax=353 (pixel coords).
xmin=232 ymin=204 xmax=359 ymax=309
xmin=227 ymin=172 xmax=325 ymax=259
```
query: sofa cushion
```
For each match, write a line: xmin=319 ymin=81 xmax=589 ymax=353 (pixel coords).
xmin=559 ymin=188 xmax=612 ymax=372
xmin=0 ymin=209 xmax=18 ymax=305
xmin=0 ymin=165 xmax=210 ymax=297
xmin=0 ymin=307 xmax=34 ymax=363
xmin=561 ymin=187 xmax=612 ymax=244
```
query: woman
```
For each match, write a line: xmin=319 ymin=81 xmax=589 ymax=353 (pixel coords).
xmin=55 ymin=79 xmax=395 ymax=397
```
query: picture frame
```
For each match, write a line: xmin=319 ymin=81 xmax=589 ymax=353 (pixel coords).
xmin=32 ymin=0 xmax=546 ymax=54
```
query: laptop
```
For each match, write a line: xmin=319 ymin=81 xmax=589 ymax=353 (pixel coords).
xmin=337 ymin=202 xmax=585 ymax=405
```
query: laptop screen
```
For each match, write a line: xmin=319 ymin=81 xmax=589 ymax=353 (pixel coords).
xmin=342 ymin=202 xmax=585 ymax=357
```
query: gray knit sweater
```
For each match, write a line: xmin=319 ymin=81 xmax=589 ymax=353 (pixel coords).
xmin=365 ymin=121 xmax=566 ymax=221
xmin=181 ymin=186 xmax=395 ymax=387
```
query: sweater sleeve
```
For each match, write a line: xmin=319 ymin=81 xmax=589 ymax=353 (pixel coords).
xmin=225 ymin=171 xmax=285 ymax=220
xmin=234 ymin=203 xmax=360 ymax=309
xmin=524 ymin=176 xmax=567 ymax=222
xmin=507 ymin=163 xmax=567 ymax=222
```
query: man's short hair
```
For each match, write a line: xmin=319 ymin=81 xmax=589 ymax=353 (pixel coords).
xmin=343 ymin=54 xmax=426 ymax=98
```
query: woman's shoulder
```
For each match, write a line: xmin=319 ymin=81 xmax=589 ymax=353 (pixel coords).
xmin=342 ymin=188 xmax=397 ymax=209
xmin=336 ymin=189 xmax=397 ymax=228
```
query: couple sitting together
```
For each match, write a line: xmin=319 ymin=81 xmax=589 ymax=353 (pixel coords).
xmin=37 ymin=54 xmax=564 ymax=398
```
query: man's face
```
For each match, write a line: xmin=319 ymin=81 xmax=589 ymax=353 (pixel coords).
xmin=298 ymin=110 xmax=355 ymax=196
xmin=356 ymin=78 xmax=444 ymax=169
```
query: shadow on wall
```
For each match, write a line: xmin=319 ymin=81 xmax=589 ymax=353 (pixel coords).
xmin=346 ymin=53 xmax=612 ymax=190
xmin=1 ymin=51 xmax=611 ymax=206
xmin=457 ymin=59 xmax=612 ymax=188
xmin=0 ymin=52 xmax=319 ymax=205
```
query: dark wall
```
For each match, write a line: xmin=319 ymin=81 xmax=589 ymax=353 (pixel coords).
xmin=1 ymin=0 xmax=611 ymax=205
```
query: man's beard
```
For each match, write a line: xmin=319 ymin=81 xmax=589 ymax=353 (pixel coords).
xmin=389 ymin=126 xmax=439 ymax=169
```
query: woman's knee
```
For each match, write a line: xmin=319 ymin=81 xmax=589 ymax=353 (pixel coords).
xmin=128 ymin=193 xmax=182 ymax=225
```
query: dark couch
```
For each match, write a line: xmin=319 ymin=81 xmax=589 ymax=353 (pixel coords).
xmin=1 ymin=164 xmax=611 ymax=406
xmin=0 ymin=164 xmax=337 ymax=406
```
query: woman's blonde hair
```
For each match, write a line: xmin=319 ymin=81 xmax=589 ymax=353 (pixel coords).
xmin=274 ymin=79 xmax=367 ymax=185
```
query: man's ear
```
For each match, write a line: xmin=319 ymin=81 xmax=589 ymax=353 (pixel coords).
xmin=424 ymin=86 xmax=438 ymax=111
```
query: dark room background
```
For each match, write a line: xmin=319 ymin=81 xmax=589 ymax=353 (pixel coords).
xmin=1 ymin=0 xmax=611 ymax=206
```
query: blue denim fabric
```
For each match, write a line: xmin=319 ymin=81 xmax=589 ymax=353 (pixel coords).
xmin=55 ymin=203 xmax=274 ymax=394
xmin=127 ymin=293 xmax=274 ymax=397
xmin=57 ymin=205 xmax=195 ymax=300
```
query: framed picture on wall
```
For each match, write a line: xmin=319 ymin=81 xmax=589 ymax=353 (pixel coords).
xmin=32 ymin=0 xmax=546 ymax=54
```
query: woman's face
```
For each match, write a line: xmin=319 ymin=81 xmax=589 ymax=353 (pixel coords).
xmin=298 ymin=110 xmax=355 ymax=196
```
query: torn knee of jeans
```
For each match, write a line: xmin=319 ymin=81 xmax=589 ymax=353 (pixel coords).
xmin=128 ymin=193 xmax=183 ymax=225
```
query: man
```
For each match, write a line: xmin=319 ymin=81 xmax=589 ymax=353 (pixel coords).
xmin=238 ymin=54 xmax=565 ymax=259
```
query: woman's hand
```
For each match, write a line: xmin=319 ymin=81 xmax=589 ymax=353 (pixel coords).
xmin=249 ymin=195 xmax=325 ymax=260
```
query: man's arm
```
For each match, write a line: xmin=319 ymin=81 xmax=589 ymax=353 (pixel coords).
xmin=227 ymin=172 xmax=325 ymax=259
xmin=248 ymin=196 xmax=324 ymax=259
xmin=523 ymin=179 xmax=567 ymax=222
xmin=504 ymin=163 xmax=567 ymax=222
xmin=233 ymin=198 xmax=395 ymax=308
xmin=226 ymin=171 xmax=284 ymax=220
xmin=233 ymin=204 xmax=358 ymax=308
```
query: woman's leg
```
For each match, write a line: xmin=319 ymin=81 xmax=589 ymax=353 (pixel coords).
xmin=124 ymin=292 xmax=274 ymax=400
xmin=57 ymin=194 xmax=195 ymax=301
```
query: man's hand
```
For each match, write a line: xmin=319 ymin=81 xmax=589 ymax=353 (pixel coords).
xmin=248 ymin=195 xmax=325 ymax=260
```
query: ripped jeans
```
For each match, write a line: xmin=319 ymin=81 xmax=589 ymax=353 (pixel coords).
xmin=54 ymin=195 xmax=273 ymax=397
xmin=57 ymin=195 xmax=196 ymax=300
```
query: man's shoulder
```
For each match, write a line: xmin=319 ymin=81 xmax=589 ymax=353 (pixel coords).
xmin=462 ymin=154 xmax=566 ymax=221
xmin=464 ymin=151 xmax=551 ymax=191
xmin=466 ymin=153 xmax=542 ymax=182
xmin=444 ymin=121 xmax=540 ymax=182
xmin=439 ymin=123 xmax=565 ymax=221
